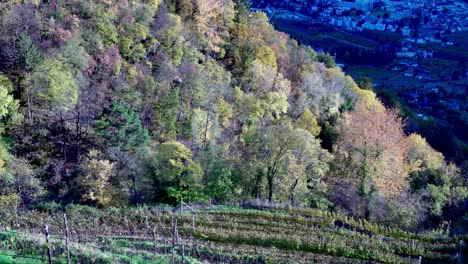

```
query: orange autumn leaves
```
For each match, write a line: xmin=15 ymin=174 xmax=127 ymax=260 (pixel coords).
xmin=337 ymin=100 xmax=409 ymax=198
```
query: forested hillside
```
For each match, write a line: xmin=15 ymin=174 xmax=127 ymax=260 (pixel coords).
xmin=0 ymin=0 xmax=466 ymax=235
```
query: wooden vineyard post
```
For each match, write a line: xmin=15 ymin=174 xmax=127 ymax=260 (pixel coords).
xmin=63 ymin=213 xmax=71 ymax=264
xmin=191 ymin=215 xmax=195 ymax=256
xmin=191 ymin=214 xmax=195 ymax=238
xmin=44 ymin=224 xmax=52 ymax=264
xmin=172 ymin=218 xmax=177 ymax=264
xmin=152 ymin=227 xmax=157 ymax=258
xmin=182 ymin=243 xmax=185 ymax=264
xmin=458 ymin=240 xmax=463 ymax=264
xmin=180 ymin=198 xmax=183 ymax=214
xmin=145 ymin=216 xmax=158 ymax=259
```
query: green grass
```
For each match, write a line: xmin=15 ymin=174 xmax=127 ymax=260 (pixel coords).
xmin=0 ymin=250 xmax=44 ymax=264
xmin=272 ymin=19 xmax=377 ymax=51
xmin=327 ymin=31 xmax=377 ymax=48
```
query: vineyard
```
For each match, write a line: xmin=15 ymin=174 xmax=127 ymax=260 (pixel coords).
xmin=0 ymin=203 xmax=466 ymax=264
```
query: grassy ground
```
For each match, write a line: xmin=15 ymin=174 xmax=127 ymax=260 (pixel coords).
xmin=345 ymin=65 xmax=424 ymax=91
xmin=0 ymin=204 xmax=466 ymax=263
xmin=271 ymin=19 xmax=377 ymax=51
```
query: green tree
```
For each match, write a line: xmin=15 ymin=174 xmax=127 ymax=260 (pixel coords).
xmin=357 ymin=76 xmax=373 ymax=91
xmin=95 ymin=102 xmax=149 ymax=152
xmin=207 ymin=160 xmax=235 ymax=202
xmin=244 ymin=120 xmax=329 ymax=203
xmin=357 ymin=151 xmax=377 ymax=220
xmin=91 ymin=7 xmax=119 ymax=46
xmin=154 ymin=88 xmax=180 ymax=140
xmin=17 ymin=33 xmax=43 ymax=72
xmin=203 ymin=144 xmax=237 ymax=202
xmin=28 ymin=59 xmax=78 ymax=112
xmin=277 ymin=129 xmax=332 ymax=207
xmin=57 ymin=34 xmax=89 ymax=74
xmin=0 ymin=75 xmax=22 ymax=125
xmin=317 ymin=53 xmax=336 ymax=68
xmin=144 ymin=141 xmax=204 ymax=204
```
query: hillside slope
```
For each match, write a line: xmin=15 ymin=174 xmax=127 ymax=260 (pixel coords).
xmin=0 ymin=1 xmax=466 ymax=261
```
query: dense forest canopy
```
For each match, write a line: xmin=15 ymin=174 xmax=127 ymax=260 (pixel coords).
xmin=0 ymin=0 xmax=466 ymax=232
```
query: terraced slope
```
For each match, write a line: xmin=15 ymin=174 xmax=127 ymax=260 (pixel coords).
xmin=0 ymin=205 xmax=465 ymax=263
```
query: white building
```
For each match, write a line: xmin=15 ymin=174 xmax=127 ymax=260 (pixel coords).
xmin=339 ymin=0 xmax=375 ymax=12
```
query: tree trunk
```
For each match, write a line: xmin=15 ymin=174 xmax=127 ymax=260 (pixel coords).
xmin=290 ymin=178 xmax=298 ymax=207
xmin=267 ymin=167 xmax=273 ymax=202
xmin=364 ymin=201 xmax=371 ymax=220
xmin=131 ymin=174 xmax=139 ymax=205
xmin=251 ymin=170 xmax=263 ymax=199
xmin=202 ymin=112 xmax=210 ymax=146
xmin=27 ymin=93 xmax=33 ymax=125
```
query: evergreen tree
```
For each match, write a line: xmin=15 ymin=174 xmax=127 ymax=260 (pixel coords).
xmin=95 ymin=102 xmax=149 ymax=152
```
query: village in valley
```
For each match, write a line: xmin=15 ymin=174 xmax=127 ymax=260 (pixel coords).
xmin=251 ymin=0 xmax=468 ymax=77
xmin=252 ymin=1 xmax=467 ymax=69
xmin=251 ymin=0 xmax=468 ymax=161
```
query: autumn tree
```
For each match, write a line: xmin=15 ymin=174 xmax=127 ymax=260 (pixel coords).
xmin=0 ymin=143 xmax=38 ymax=218
xmin=72 ymin=150 xmax=115 ymax=207
xmin=193 ymin=0 xmax=235 ymax=53
xmin=175 ymin=0 xmax=194 ymax=20
xmin=152 ymin=3 xmax=185 ymax=64
xmin=90 ymin=6 xmax=119 ymax=47
xmin=294 ymin=108 xmax=321 ymax=137
xmin=357 ymin=76 xmax=373 ymax=91
xmin=233 ymin=86 xmax=288 ymax=124
xmin=226 ymin=11 xmax=277 ymax=75
xmin=0 ymin=0 xmax=464 ymax=232
xmin=333 ymin=101 xmax=409 ymax=220
xmin=192 ymin=108 xmax=220 ymax=147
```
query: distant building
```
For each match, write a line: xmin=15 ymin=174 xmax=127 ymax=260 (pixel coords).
xmin=340 ymin=0 xmax=375 ymax=12
xmin=356 ymin=0 xmax=374 ymax=11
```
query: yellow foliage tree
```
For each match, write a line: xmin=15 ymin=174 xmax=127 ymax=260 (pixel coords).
xmin=294 ymin=108 xmax=321 ymax=137
xmin=193 ymin=0 xmax=235 ymax=52
xmin=255 ymin=45 xmax=277 ymax=70
xmin=407 ymin=133 xmax=444 ymax=173
xmin=74 ymin=150 xmax=115 ymax=207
